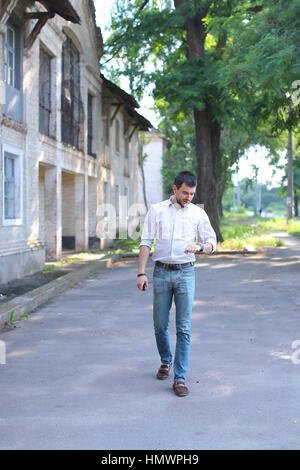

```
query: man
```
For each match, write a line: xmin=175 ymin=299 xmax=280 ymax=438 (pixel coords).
xmin=137 ymin=171 xmax=217 ymax=397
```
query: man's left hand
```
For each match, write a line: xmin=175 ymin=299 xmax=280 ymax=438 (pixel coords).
xmin=184 ymin=243 xmax=201 ymax=253
xmin=184 ymin=243 xmax=213 ymax=254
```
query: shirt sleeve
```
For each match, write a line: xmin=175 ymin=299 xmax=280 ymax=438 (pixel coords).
xmin=197 ymin=210 xmax=217 ymax=253
xmin=139 ymin=205 xmax=156 ymax=250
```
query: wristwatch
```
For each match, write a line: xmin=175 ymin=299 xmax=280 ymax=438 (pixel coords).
xmin=198 ymin=243 xmax=205 ymax=252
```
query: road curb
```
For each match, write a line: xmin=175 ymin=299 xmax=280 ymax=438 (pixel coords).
xmin=0 ymin=253 xmax=121 ymax=329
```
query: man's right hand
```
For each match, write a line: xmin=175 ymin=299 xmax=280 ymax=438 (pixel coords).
xmin=137 ymin=275 xmax=148 ymax=291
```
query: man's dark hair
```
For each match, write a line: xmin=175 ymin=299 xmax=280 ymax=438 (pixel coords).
xmin=174 ymin=171 xmax=197 ymax=189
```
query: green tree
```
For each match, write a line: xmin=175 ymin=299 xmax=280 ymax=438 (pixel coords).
xmin=104 ymin=0 xmax=300 ymax=240
xmin=158 ymin=108 xmax=196 ymax=196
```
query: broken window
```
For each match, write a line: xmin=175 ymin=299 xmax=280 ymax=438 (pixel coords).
xmin=4 ymin=17 xmax=23 ymax=122
xmin=61 ymin=36 xmax=83 ymax=150
xmin=39 ymin=47 xmax=52 ymax=137
xmin=5 ymin=24 xmax=15 ymax=87
xmin=102 ymin=97 xmax=110 ymax=147
xmin=87 ymin=93 xmax=96 ymax=157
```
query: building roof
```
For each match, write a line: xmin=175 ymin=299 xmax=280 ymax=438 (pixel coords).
xmin=36 ymin=1 xmax=103 ymax=57
xmin=101 ymin=74 xmax=152 ymax=131
xmin=37 ymin=0 xmax=81 ymax=23
xmin=129 ymin=108 xmax=153 ymax=131
xmin=100 ymin=74 xmax=140 ymax=110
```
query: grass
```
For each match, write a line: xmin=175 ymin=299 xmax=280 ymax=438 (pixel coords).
xmin=219 ymin=212 xmax=300 ymax=250
xmin=108 ymin=238 xmax=141 ymax=254
xmin=5 ymin=310 xmax=17 ymax=328
xmin=42 ymin=265 xmax=54 ymax=273
xmin=256 ymin=217 xmax=300 ymax=239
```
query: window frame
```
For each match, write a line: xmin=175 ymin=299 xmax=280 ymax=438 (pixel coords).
xmin=5 ymin=24 xmax=16 ymax=88
xmin=115 ymin=119 xmax=120 ymax=154
xmin=102 ymin=97 xmax=110 ymax=148
xmin=124 ymin=135 xmax=129 ymax=175
xmin=61 ymin=36 xmax=83 ymax=150
xmin=4 ymin=16 xmax=23 ymax=122
xmin=39 ymin=46 xmax=53 ymax=137
xmin=2 ymin=145 xmax=23 ymax=226
xmin=87 ymin=92 xmax=96 ymax=158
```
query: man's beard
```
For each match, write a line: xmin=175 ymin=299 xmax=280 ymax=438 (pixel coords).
xmin=173 ymin=194 xmax=189 ymax=208
xmin=177 ymin=196 xmax=189 ymax=207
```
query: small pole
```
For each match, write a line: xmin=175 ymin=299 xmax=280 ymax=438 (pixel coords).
xmin=287 ymin=101 xmax=294 ymax=221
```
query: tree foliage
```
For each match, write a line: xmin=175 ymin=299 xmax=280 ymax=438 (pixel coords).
xmin=103 ymin=0 xmax=300 ymax=238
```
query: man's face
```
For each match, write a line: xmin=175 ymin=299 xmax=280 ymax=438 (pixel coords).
xmin=173 ymin=183 xmax=196 ymax=207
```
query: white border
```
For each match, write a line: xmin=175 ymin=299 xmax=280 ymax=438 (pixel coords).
xmin=2 ymin=144 xmax=23 ymax=226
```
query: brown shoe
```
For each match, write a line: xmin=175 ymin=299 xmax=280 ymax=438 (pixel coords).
xmin=173 ymin=381 xmax=189 ymax=397
xmin=156 ymin=363 xmax=172 ymax=380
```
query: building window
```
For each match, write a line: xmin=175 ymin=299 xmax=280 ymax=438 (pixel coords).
xmin=3 ymin=146 xmax=22 ymax=225
xmin=4 ymin=155 xmax=15 ymax=219
xmin=102 ymin=98 xmax=110 ymax=147
xmin=4 ymin=18 xmax=22 ymax=122
xmin=61 ymin=36 xmax=83 ymax=150
xmin=87 ymin=93 xmax=96 ymax=157
xmin=39 ymin=47 xmax=53 ymax=137
xmin=5 ymin=24 xmax=15 ymax=87
xmin=115 ymin=120 xmax=120 ymax=153
xmin=104 ymin=117 xmax=110 ymax=147
xmin=124 ymin=136 xmax=129 ymax=176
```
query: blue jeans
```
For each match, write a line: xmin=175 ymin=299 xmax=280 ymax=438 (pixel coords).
xmin=153 ymin=264 xmax=195 ymax=382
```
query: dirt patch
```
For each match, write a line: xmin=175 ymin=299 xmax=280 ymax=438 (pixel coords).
xmin=0 ymin=269 xmax=71 ymax=303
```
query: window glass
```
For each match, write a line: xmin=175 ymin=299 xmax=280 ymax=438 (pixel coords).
xmin=3 ymin=150 xmax=21 ymax=222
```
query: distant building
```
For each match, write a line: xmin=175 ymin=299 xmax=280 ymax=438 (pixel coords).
xmin=139 ymin=130 xmax=165 ymax=209
xmin=0 ymin=0 xmax=151 ymax=283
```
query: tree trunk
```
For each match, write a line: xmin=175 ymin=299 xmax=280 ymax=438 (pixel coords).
xmin=287 ymin=119 xmax=293 ymax=221
xmin=174 ymin=0 xmax=223 ymax=241
xmin=193 ymin=106 xmax=223 ymax=240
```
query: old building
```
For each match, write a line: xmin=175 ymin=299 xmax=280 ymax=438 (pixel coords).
xmin=0 ymin=0 xmax=151 ymax=283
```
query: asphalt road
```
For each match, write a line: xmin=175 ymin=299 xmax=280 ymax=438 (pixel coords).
xmin=1 ymin=232 xmax=300 ymax=450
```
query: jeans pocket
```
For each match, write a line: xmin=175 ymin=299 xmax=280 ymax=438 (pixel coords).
xmin=154 ymin=266 xmax=163 ymax=277
xmin=181 ymin=266 xmax=195 ymax=277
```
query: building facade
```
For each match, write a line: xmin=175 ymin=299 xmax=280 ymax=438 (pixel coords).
xmin=0 ymin=0 xmax=151 ymax=283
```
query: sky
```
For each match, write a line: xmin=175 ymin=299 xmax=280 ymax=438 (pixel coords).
xmin=232 ymin=147 xmax=286 ymax=188
xmin=94 ymin=0 xmax=158 ymax=128
xmin=94 ymin=0 xmax=286 ymax=188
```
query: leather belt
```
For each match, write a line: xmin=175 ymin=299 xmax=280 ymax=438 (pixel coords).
xmin=155 ymin=261 xmax=194 ymax=271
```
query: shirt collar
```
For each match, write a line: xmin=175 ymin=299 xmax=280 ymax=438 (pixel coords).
xmin=168 ymin=195 xmax=189 ymax=210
